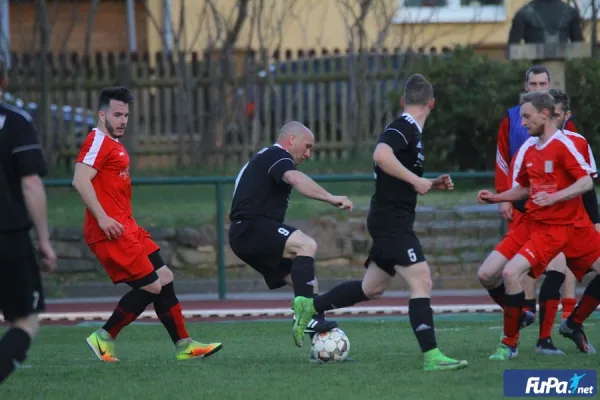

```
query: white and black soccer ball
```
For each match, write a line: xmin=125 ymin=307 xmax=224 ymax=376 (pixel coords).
xmin=310 ymin=328 xmax=350 ymax=363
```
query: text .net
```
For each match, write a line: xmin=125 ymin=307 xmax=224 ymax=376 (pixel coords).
xmin=504 ymin=369 xmax=597 ymax=397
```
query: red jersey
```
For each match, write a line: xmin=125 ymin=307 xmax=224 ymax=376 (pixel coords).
xmin=496 ymin=112 xmax=577 ymax=193
xmin=512 ymin=130 xmax=596 ymax=226
xmin=508 ymin=129 xmax=598 ymax=185
xmin=75 ymin=128 xmax=138 ymax=244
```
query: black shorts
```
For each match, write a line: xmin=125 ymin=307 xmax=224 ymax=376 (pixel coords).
xmin=229 ymin=219 xmax=297 ymax=289
xmin=0 ymin=230 xmax=45 ymax=322
xmin=365 ymin=227 xmax=426 ymax=276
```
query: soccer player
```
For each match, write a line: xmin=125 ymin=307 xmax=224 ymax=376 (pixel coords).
xmin=291 ymin=74 xmax=469 ymax=371
xmin=495 ymin=66 xmax=578 ymax=322
xmin=73 ymin=86 xmax=222 ymax=362
xmin=229 ymin=121 xmax=352 ymax=338
xmin=480 ymin=89 xmax=599 ymax=356
xmin=535 ymin=89 xmax=599 ymax=354
xmin=478 ymin=91 xmax=599 ymax=360
xmin=0 ymin=54 xmax=56 ymax=384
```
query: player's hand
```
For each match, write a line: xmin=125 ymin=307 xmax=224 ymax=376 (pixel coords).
xmin=413 ymin=177 xmax=433 ymax=195
xmin=99 ymin=216 xmax=125 ymax=240
xmin=594 ymin=223 xmax=600 ymax=232
xmin=531 ymin=192 xmax=557 ymax=207
xmin=329 ymin=195 xmax=353 ymax=211
xmin=499 ymin=202 xmax=513 ymax=220
xmin=477 ymin=190 xmax=497 ymax=204
xmin=431 ymin=174 xmax=454 ymax=191
xmin=38 ymin=239 xmax=57 ymax=273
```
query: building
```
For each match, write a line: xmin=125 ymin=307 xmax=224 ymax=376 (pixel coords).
xmin=4 ymin=0 xmax=599 ymax=60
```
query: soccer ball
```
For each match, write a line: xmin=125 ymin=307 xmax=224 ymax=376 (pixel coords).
xmin=310 ymin=328 xmax=350 ymax=363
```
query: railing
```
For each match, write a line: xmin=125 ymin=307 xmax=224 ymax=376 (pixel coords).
xmin=44 ymin=171 xmax=494 ymax=299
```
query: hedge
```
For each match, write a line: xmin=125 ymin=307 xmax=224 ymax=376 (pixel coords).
xmin=388 ymin=47 xmax=600 ymax=171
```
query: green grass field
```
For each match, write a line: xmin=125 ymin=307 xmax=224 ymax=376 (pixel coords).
xmin=2 ymin=314 xmax=598 ymax=400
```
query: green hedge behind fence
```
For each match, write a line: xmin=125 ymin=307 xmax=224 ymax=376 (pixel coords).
xmin=387 ymin=47 xmax=600 ymax=172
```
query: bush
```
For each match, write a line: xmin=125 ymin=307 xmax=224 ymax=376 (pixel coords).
xmin=389 ymin=47 xmax=600 ymax=171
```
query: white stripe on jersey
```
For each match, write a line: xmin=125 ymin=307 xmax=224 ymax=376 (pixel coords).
xmin=563 ymin=129 xmax=598 ymax=177
xmin=82 ymin=129 xmax=106 ymax=167
xmin=383 ymin=128 xmax=408 ymax=145
xmin=511 ymin=137 xmax=537 ymax=188
xmin=556 ymin=134 xmax=596 ymax=175
xmin=267 ymin=158 xmax=294 ymax=175
xmin=12 ymin=143 xmax=42 ymax=154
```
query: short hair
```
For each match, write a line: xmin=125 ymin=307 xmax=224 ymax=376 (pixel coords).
xmin=403 ymin=74 xmax=434 ymax=106
xmin=98 ymin=86 xmax=135 ymax=111
xmin=548 ymin=88 xmax=570 ymax=111
xmin=520 ymin=91 xmax=555 ymax=115
xmin=525 ymin=65 xmax=550 ymax=82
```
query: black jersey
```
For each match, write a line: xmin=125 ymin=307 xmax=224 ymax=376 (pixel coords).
xmin=230 ymin=144 xmax=297 ymax=223
xmin=369 ymin=112 xmax=424 ymax=225
xmin=0 ymin=103 xmax=48 ymax=232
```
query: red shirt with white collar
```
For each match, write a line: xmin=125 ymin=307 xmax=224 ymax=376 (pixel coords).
xmin=513 ymin=130 xmax=596 ymax=227
xmin=76 ymin=128 xmax=138 ymax=244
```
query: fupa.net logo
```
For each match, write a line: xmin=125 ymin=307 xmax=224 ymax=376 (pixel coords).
xmin=504 ymin=369 xmax=597 ymax=397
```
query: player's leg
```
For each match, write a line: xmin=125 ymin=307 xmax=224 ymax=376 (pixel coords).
xmin=536 ymin=253 xmax=567 ymax=355
xmin=0 ymin=231 xmax=45 ymax=384
xmin=394 ymin=261 xmax=468 ymax=371
xmin=488 ymin=254 xmax=530 ymax=360
xmin=478 ymin=228 xmax=535 ymax=329
xmin=521 ymin=275 xmax=538 ymax=320
xmin=279 ymin=268 xmax=338 ymax=334
xmin=283 ymin=229 xmax=345 ymax=334
xmin=560 ymin=269 xmax=577 ymax=320
xmin=290 ymin=242 xmax=395 ymax=347
xmin=559 ymin=266 xmax=599 ymax=354
xmin=146 ymin=248 xmax=223 ymax=360
xmin=558 ymin=226 xmax=600 ymax=354
xmin=282 ymin=229 xmax=318 ymax=299
xmin=85 ymin=237 xmax=162 ymax=362
xmin=489 ymin=227 xmax=563 ymax=361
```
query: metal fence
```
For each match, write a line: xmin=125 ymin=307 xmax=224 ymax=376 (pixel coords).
xmin=44 ymin=170 xmax=494 ymax=299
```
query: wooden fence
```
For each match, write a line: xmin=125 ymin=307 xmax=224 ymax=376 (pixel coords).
xmin=5 ymin=50 xmax=435 ymax=170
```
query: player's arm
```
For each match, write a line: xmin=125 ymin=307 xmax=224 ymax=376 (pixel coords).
xmin=72 ymin=158 xmax=124 ymax=240
xmin=495 ymin=115 xmax=511 ymax=193
xmin=72 ymin=163 xmax=109 ymax=220
xmin=582 ymin=189 xmax=600 ymax=224
xmin=11 ymin=116 xmax=56 ymax=271
xmin=373 ymin=129 xmax=431 ymax=195
xmin=494 ymin=115 xmax=514 ymax=219
xmin=540 ymin=175 xmax=593 ymax=205
xmin=534 ymin=142 xmax=595 ymax=206
xmin=268 ymin=153 xmax=352 ymax=209
xmin=581 ymin=143 xmax=600 ymax=223
xmin=478 ymin=184 xmax=529 ymax=204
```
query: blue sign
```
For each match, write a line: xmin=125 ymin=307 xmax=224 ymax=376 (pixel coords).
xmin=504 ymin=370 xmax=597 ymax=397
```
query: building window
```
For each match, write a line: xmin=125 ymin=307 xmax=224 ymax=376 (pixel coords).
xmin=575 ymin=0 xmax=599 ymax=20
xmin=394 ymin=0 xmax=506 ymax=24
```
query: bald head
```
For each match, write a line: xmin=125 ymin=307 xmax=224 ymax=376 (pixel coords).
xmin=277 ymin=121 xmax=314 ymax=165
xmin=277 ymin=121 xmax=312 ymax=142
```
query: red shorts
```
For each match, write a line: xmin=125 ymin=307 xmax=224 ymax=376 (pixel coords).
xmin=519 ymin=221 xmax=600 ymax=281
xmin=89 ymin=227 xmax=160 ymax=284
xmin=507 ymin=209 xmax=525 ymax=232
xmin=495 ymin=212 xmax=532 ymax=260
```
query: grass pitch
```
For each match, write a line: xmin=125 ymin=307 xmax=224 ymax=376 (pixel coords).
xmin=1 ymin=314 xmax=598 ymax=400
